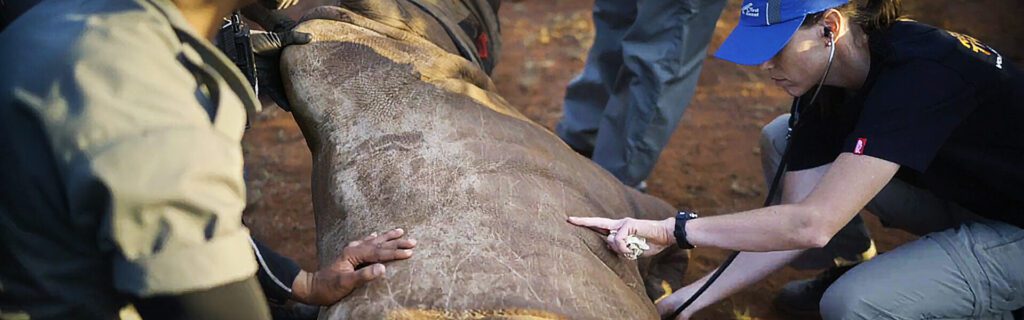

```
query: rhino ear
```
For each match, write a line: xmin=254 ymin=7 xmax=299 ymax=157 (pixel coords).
xmin=299 ymin=6 xmax=355 ymax=25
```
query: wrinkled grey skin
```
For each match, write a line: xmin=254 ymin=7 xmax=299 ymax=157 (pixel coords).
xmin=281 ymin=4 xmax=688 ymax=319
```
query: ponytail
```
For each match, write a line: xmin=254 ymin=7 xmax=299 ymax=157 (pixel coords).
xmin=850 ymin=0 xmax=903 ymax=32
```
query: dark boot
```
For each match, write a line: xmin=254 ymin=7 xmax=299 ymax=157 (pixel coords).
xmin=774 ymin=240 xmax=877 ymax=318
xmin=773 ymin=264 xmax=858 ymax=318
xmin=568 ymin=145 xmax=593 ymax=159
xmin=632 ymin=180 xmax=648 ymax=193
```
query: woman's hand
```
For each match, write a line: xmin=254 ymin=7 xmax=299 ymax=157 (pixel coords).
xmin=656 ymin=287 xmax=699 ymax=320
xmin=566 ymin=216 xmax=676 ymax=258
xmin=291 ymin=228 xmax=417 ymax=305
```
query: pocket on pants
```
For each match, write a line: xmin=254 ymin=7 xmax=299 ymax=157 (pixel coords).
xmin=978 ymin=228 xmax=1024 ymax=312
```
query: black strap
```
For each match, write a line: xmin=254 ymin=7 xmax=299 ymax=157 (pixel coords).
xmin=664 ymin=97 xmax=802 ymax=320
xmin=402 ymin=0 xmax=485 ymax=70
xmin=216 ymin=12 xmax=259 ymax=96
xmin=457 ymin=0 xmax=502 ymax=73
xmin=176 ymin=50 xmax=222 ymax=122
xmin=149 ymin=0 xmax=259 ymax=127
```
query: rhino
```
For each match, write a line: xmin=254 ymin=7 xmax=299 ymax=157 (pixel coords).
xmin=281 ymin=2 xmax=688 ymax=319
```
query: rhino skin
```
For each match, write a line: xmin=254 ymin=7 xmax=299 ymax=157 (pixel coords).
xmin=281 ymin=4 xmax=688 ymax=319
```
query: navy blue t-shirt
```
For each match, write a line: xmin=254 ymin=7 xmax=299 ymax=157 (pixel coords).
xmin=787 ymin=20 xmax=1024 ymax=227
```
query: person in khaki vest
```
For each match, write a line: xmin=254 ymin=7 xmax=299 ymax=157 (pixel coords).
xmin=0 ymin=1 xmax=417 ymax=319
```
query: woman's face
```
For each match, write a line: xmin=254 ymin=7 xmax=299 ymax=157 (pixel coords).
xmin=760 ymin=25 xmax=833 ymax=97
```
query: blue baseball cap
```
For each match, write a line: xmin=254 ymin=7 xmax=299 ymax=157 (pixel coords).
xmin=715 ymin=0 xmax=849 ymax=66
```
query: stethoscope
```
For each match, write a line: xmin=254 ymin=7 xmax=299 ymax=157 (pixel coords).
xmin=663 ymin=26 xmax=837 ymax=320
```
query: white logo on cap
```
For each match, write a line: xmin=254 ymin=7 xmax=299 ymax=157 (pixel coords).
xmin=741 ymin=3 xmax=760 ymax=17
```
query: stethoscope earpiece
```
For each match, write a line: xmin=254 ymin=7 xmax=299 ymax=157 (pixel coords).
xmin=806 ymin=26 xmax=837 ymax=107
xmin=824 ymin=26 xmax=835 ymax=47
xmin=665 ymin=19 xmax=843 ymax=320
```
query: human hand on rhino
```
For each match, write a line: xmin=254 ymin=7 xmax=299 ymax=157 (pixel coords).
xmin=291 ymin=228 xmax=417 ymax=305
xmin=569 ymin=216 xmax=700 ymax=319
xmin=567 ymin=216 xmax=677 ymax=259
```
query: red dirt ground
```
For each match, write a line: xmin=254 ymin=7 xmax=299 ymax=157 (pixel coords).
xmin=242 ymin=1 xmax=1024 ymax=318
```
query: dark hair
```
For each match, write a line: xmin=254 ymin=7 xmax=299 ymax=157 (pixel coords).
xmin=802 ymin=0 xmax=904 ymax=32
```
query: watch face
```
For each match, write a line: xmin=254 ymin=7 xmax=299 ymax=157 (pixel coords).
xmin=678 ymin=211 xmax=698 ymax=219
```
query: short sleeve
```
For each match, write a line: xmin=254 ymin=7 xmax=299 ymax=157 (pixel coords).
xmin=843 ymin=61 xmax=976 ymax=171
xmin=787 ymin=88 xmax=858 ymax=171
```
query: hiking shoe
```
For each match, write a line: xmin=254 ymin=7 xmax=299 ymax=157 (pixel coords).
xmin=773 ymin=240 xmax=878 ymax=317
xmin=568 ymin=145 xmax=593 ymax=159
xmin=773 ymin=264 xmax=857 ymax=317
xmin=633 ymin=180 xmax=648 ymax=193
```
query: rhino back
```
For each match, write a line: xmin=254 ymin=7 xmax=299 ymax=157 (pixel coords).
xmin=282 ymin=10 xmax=659 ymax=320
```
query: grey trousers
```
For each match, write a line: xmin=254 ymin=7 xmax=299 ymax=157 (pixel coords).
xmin=555 ymin=0 xmax=725 ymax=187
xmin=761 ymin=114 xmax=1024 ymax=320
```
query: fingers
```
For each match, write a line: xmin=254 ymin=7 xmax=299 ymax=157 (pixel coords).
xmin=372 ymin=246 xmax=415 ymax=261
xmin=567 ymin=216 xmax=618 ymax=231
xmin=366 ymin=228 xmax=417 ymax=249
xmin=351 ymin=228 xmax=409 ymax=247
xmin=362 ymin=232 xmax=378 ymax=241
xmin=393 ymin=238 xmax=417 ymax=250
xmin=400 ymin=238 xmax=417 ymax=249
xmin=368 ymin=237 xmax=417 ymax=253
xmin=592 ymin=218 xmax=656 ymax=257
xmin=343 ymin=229 xmax=417 ymax=265
xmin=570 ymin=217 xmax=634 ymax=255
xmin=368 ymin=239 xmax=416 ymax=262
xmin=613 ymin=221 xmax=634 ymax=254
xmin=251 ymin=31 xmax=311 ymax=56
xmin=656 ymin=292 xmax=686 ymax=320
xmin=281 ymin=31 xmax=312 ymax=46
xmin=338 ymin=264 xmax=385 ymax=293
xmin=251 ymin=31 xmax=282 ymax=56
xmin=358 ymin=264 xmax=386 ymax=281
xmin=370 ymin=228 xmax=406 ymax=244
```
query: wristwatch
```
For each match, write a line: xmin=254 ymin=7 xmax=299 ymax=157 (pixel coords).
xmin=674 ymin=211 xmax=699 ymax=249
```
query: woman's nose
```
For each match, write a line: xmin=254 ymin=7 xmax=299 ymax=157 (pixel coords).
xmin=759 ymin=59 xmax=774 ymax=71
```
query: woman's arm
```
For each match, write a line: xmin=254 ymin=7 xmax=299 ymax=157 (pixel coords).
xmin=685 ymin=153 xmax=898 ymax=251
xmin=569 ymin=153 xmax=898 ymax=318
xmin=656 ymin=163 xmax=832 ymax=318
xmin=657 ymin=250 xmax=804 ymax=319
xmin=568 ymin=153 xmax=898 ymax=254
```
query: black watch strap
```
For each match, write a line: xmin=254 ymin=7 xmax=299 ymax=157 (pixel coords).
xmin=674 ymin=211 xmax=699 ymax=249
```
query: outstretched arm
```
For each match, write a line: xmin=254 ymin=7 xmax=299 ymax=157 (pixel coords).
xmin=657 ymin=250 xmax=804 ymax=319
xmin=683 ymin=153 xmax=898 ymax=251
xmin=570 ymin=154 xmax=898 ymax=318
xmin=569 ymin=153 xmax=897 ymax=253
